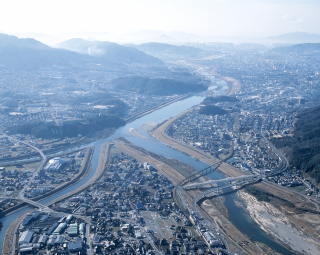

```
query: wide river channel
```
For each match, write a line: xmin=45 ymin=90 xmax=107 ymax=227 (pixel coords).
xmin=0 ymin=95 xmax=294 ymax=254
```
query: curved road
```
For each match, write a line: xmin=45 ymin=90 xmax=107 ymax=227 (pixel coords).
xmin=3 ymin=135 xmax=48 ymax=200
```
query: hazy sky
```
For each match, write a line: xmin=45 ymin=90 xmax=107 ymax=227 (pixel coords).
xmin=0 ymin=0 xmax=319 ymax=43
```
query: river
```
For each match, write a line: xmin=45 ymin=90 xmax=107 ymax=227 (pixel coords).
xmin=0 ymin=95 xmax=294 ymax=254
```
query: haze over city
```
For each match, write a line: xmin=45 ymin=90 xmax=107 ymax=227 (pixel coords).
xmin=0 ymin=0 xmax=320 ymax=44
xmin=0 ymin=1 xmax=320 ymax=255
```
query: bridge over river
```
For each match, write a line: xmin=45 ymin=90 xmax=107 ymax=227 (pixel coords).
xmin=0 ymin=196 xmax=54 ymax=213
xmin=179 ymin=163 xmax=263 ymax=204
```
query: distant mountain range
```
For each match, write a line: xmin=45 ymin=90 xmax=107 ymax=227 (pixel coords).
xmin=0 ymin=33 xmax=210 ymax=97
xmin=271 ymin=43 xmax=320 ymax=55
xmin=110 ymin=76 xmax=207 ymax=96
xmin=0 ymin=33 xmax=89 ymax=70
xmin=58 ymin=38 xmax=164 ymax=66
xmin=267 ymin=32 xmax=320 ymax=43
xmin=132 ymin=42 xmax=208 ymax=60
xmin=0 ymin=34 xmax=164 ymax=70
xmin=0 ymin=33 xmax=49 ymax=49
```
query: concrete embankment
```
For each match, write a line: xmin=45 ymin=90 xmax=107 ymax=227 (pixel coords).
xmin=151 ymin=111 xmax=244 ymax=178
xmin=125 ymin=95 xmax=190 ymax=123
xmin=49 ymin=142 xmax=111 ymax=205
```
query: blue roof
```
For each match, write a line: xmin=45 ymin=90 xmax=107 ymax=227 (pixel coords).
xmin=68 ymin=240 xmax=83 ymax=252
xmin=136 ymin=202 xmax=145 ymax=210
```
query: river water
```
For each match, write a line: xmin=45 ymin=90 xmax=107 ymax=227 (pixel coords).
xmin=0 ymin=96 xmax=294 ymax=254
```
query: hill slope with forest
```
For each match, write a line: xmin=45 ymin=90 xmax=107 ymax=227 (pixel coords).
xmin=110 ymin=76 xmax=207 ymax=96
xmin=273 ymin=106 xmax=320 ymax=184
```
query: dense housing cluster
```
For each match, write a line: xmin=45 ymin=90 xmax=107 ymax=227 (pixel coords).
xmin=17 ymin=211 xmax=87 ymax=254
xmin=51 ymin=152 xmax=224 ymax=254
xmin=168 ymin=46 xmax=320 ymax=198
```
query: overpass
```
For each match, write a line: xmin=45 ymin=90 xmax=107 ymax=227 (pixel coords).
xmin=20 ymin=198 xmax=54 ymax=213
xmin=0 ymin=196 xmax=54 ymax=213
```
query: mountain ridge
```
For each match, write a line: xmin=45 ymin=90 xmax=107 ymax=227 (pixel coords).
xmin=57 ymin=38 xmax=164 ymax=66
xmin=267 ymin=32 xmax=320 ymax=43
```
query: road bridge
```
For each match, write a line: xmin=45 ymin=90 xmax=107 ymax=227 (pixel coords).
xmin=0 ymin=196 xmax=53 ymax=213
xmin=179 ymin=161 xmax=221 ymax=186
xmin=20 ymin=198 xmax=54 ymax=213
xmin=195 ymin=175 xmax=261 ymax=203
xmin=184 ymin=174 xmax=261 ymax=190
xmin=177 ymin=162 xmax=262 ymax=204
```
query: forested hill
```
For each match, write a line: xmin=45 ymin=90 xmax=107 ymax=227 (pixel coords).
xmin=273 ymin=106 xmax=320 ymax=184
xmin=110 ymin=76 xmax=207 ymax=96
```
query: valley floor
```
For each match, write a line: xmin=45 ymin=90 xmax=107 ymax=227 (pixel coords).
xmin=150 ymin=110 xmax=320 ymax=255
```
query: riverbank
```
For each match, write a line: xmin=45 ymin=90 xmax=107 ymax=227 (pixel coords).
xmin=114 ymin=139 xmax=267 ymax=255
xmin=2 ymin=212 xmax=26 ymax=255
xmin=0 ymin=95 xmax=187 ymax=167
xmin=222 ymin=76 xmax=241 ymax=95
xmin=49 ymin=142 xmax=111 ymax=205
xmin=239 ymin=191 xmax=320 ymax=255
xmin=151 ymin=110 xmax=244 ymax=177
xmin=114 ymin=139 xmax=186 ymax=185
xmin=0 ymin=93 xmax=201 ymax=254
xmin=125 ymin=94 xmax=190 ymax=123
xmin=150 ymin=105 xmax=320 ymax=254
